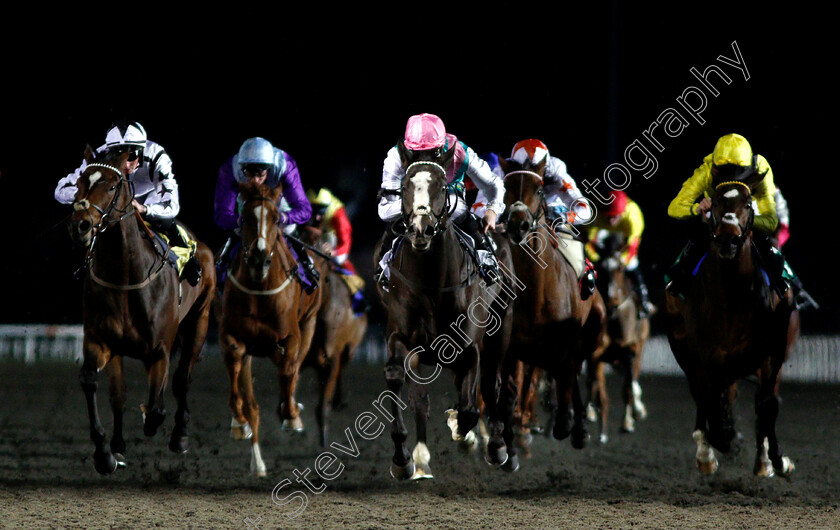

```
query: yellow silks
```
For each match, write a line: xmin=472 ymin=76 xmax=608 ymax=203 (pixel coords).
xmin=712 ymin=133 xmax=753 ymax=167
xmin=145 ymin=222 xmax=197 ymax=276
xmin=307 ymin=188 xmax=344 ymax=221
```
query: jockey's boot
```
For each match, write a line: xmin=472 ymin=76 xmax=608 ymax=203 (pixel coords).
xmin=288 ymin=238 xmax=320 ymax=294
xmin=457 ymin=214 xmax=499 ymax=285
xmin=626 ymin=266 xmax=656 ymax=318
xmin=580 ymin=258 xmax=596 ymax=300
xmin=374 ymin=225 xmax=399 ymax=288
xmin=158 ymin=219 xmax=201 ymax=287
xmin=752 ymin=232 xmax=789 ymax=299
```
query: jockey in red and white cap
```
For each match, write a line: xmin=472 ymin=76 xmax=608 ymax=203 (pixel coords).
xmin=376 ymin=113 xmax=506 ymax=285
xmin=472 ymin=139 xmax=593 ymax=226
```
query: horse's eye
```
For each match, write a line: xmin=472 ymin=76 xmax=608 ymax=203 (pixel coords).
xmin=109 ymin=185 xmax=117 ymax=191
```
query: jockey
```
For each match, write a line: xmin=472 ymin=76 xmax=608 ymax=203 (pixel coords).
xmin=54 ymin=120 xmax=202 ymax=285
xmin=585 ymin=190 xmax=656 ymax=317
xmin=375 ymin=113 xmax=505 ymax=285
xmin=214 ymin=137 xmax=319 ymax=293
xmin=664 ymin=133 xmax=808 ymax=306
xmin=474 ymin=139 xmax=597 ymax=298
xmin=772 ymin=187 xmax=790 ymax=250
xmin=306 ymin=187 xmax=356 ymax=274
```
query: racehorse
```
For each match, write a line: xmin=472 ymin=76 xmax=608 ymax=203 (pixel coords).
xmin=299 ymin=220 xmax=369 ymax=447
xmin=496 ymin=156 xmax=607 ymax=464
xmin=586 ymin=232 xmax=649 ymax=443
xmin=374 ymin=140 xmax=514 ymax=479
xmin=68 ymin=146 xmax=216 ymax=475
xmin=218 ymin=181 xmax=326 ymax=476
xmin=664 ymin=181 xmax=799 ymax=477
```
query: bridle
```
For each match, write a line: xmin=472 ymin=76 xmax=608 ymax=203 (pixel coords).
xmin=396 ymin=160 xmax=456 ymax=238
xmin=499 ymin=170 xmax=546 ymax=234
xmin=708 ymin=181 xmax=754 ymax=247
xmin=232 ymin=193 xmax=296 ymax=296
xmin=73 ymin=162 xmax=168 ymax=290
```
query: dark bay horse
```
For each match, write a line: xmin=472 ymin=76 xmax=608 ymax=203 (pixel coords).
xmin=68 ymin=147 xmax=216 ymax=475
xmin=374 ymin=140 xmax=514 ymax=479
xmin=218 ymin=181 xmax=326 ymax=476
xmin=664 ymin=181 xmax=799 ymax=477
xmin=496 ymin=157 xmax=607 ymax=465
xmin=586 ymin=232 xmax=650 ymax=443
xmin=299 ymin=222 xmax=369 ymax=447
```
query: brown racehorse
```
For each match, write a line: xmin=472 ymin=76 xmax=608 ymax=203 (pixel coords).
xmin=586 ymin=232 xmax=650 ymax=443
xmin=299 ymin=221 xmax=369 ymax=447
xmin=218 ymin=181 xmax=326 ymax=477
xmin=68 ymin=147 xmax=216 ymax=475
xmin=496 ymin=156 xmax=607 ymax=465
xmin=664 ymin=181 xmax=799 ymax=477
xmin=374 ymin=140 xmax=514 ymax=479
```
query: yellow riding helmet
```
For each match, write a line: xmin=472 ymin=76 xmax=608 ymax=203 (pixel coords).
xmin=307 ymin=188 xmax=335 ymax=206
xmin=712 ymin=133 xmax=753 ymax=167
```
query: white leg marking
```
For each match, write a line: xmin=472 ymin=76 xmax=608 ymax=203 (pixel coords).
xmin=250 ymin=441 xmax=267 ymax=477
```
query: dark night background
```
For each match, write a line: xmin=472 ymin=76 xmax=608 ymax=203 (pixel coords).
xmin=0 ymin=6 xmax=835 ymax=334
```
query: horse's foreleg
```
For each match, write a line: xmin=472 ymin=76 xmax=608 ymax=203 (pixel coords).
xmin=409 ymin=374 xmax=433 ymax=479
xmin=277 ymin=333 xmax=305 ymax=433
xmin=169 ymin=308 xmax=210 ymax=454
xmin=755 ymin=361 xmax=794 ymax=478
xmin=569 ymin=361 xmax=590 ymax=449
xmin=631 ymin=341 xmax=648 ymax=421
xmin=316 ymin=345 xmax=343 ymax=448
xmin=455 ymin=344 xmax=481 ymax=438
xmin=239 ymin=355 xmax=265 ymax=477
xmin=106 ymin=356 xmax=127 ymax=467
xmin=142 ymin=353 xmax=169 ymax=437
xmin=222 ymin=338 xmax=250 ymax=439
xmin=80 ymin=340 xmax=117 ymax=475
xmin=385 ymin=338 xmax=413 ymax=479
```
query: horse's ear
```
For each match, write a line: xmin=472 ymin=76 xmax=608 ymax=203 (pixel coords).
xmin=534 ymin=157 xmax=547 ymax=176
xmin=397 ymin=138 xmax=411 ymax=167
xmin=439 ymin=142 xmax=456 ymax=168
xmin=497 ymin=155 xmax=510 ymax=175
xmin=84 ymin=144 xmax=96 ymax=164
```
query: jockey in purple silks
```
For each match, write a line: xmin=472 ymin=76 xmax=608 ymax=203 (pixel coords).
xmin=214 ymin=136 xmax=319 ymax=293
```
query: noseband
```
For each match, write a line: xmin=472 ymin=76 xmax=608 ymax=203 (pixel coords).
xmin=709 ymin=181 xmax=754 ymax=246
xmin=500 ymin=170 xmax=546 ymax=234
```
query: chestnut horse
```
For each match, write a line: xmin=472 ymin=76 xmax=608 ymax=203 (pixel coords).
xmin=299 ymin=221 xmax=369 ymax=447
xmin=374 ymin=140 xmax=514 ymax=479
xmin=218 ymin=181 xmax=326 ymax=476
xmin=586 ymin=232 xmax=649 ymax=443
xmin=68 ymin=147 xmax=216 ymax=475
xmin=664 ymin=181 xmax=799 ymax=477
xmin=496 ymin=156 xmax=607 ymax=465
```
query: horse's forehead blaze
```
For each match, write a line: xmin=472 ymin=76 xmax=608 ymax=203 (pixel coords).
xmin=87 ymin=171 xmax=102 ymax=186
xmin=410 ymin=171 xmax=433 ymax=211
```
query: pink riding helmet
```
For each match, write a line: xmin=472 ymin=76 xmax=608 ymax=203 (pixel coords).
xmin=404 ymin=113 xmax=446 ymax=150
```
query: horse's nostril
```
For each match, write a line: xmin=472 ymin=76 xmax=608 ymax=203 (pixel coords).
xmin=519 ymin=221 xmax=530 ymax=233
xmin=423 ymin=224 xmax=435 ymax=237
xmin=77 ymin=220 xmax=91 ymax=234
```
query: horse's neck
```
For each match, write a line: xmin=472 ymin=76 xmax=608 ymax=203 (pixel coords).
xmin=92 ymin=214 xmax=158 ymax=279
xmin=512 ymin=227 xmax=564 ymax=287
xmin=703 ymin=242 xmax=757 ymax=303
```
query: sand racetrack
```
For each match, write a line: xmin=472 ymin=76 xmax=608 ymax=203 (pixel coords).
xmin=1 ymin=353 xmax=838 ymax=529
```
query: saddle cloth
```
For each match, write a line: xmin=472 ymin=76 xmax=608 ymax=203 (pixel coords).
xmin=146 ymin=222 xmax=197 ymax=277
xmin=552 ymin=227 xmax=586 ymax=279
xmin=333 ymin=266 xmax=367 ymax=316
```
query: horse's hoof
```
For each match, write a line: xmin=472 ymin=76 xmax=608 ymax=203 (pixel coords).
xmin=514 ymin=429 xmax=533 ymax=449
xmin=775 ymin=457 xmax=795 ymax=478
xmin=571 ymin=427 xmax=590 ymax=449
xmin=529 ymin=425 xmax=545 ymax=435
xmin=552 ymin=420 xmax=572 ymax=442
xmin=621 ymin=421 xmax=635 ymax=434
xmin=94 ymin=450 xmax=118 ymax=475
xmin=389 ymin=458 xmax=416 ymax=480
xmin=410 ymin=464 xmax=434 ymax=480
xmin=754 ymin=458 xmax=774 ymax=478
xmin=484 ymin=444 xmax=509 ymax=467
xmin=599 ymin=433 xmax=609 ymax=445
xmin=168 ymin=435 xmax=189 ymax=454
xmin=142 ymin=406 xmax=166 ymax=437
xmin=586 ymin=402 xmax=598 ymax=423
xmin=281 ymin=417 xmax=304 ymax=433
xmin=230 ymin=418 xmax=253 ymax=440
xmin=633 ymin=405 xmax=648 ymax=421
xmin=501 ymin=453 xmax=520 ymax=473
xmin=697 ymin=457 xmax=719 ymax=476
xmin=113 ymin=453 xmax=128 ymax=468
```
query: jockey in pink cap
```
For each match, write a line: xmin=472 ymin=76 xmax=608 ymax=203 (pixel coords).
xmin=375 ymin=113 xmax=506 ymax=286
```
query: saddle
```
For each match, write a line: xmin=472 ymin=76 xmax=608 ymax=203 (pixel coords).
xmin=146 ymin=221 xmax=198 ymax=278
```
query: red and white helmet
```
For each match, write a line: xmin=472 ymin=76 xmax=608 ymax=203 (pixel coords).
xmin=511 ymin=139 xmax=549 ymax=165
xmin=404 ymin=113 xmax=446 ymax=150
xmin=602 ymin=190 xmax=628 ymax=217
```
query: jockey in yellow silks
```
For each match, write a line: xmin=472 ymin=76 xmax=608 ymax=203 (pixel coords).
xmin=664 ymin=133 xmax=811 ymax=307
xmin=586 ymin=190 xmax=656 ymax=317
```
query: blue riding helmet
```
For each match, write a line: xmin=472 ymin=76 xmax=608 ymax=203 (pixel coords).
xmin=238 ymin=137 xmax=275 ymax=167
